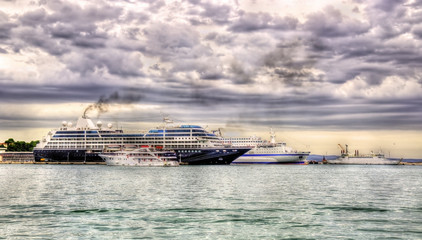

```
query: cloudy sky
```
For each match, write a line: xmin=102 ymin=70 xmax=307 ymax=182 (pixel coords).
xmin=1 ymin=0 xmax=422 ymax=157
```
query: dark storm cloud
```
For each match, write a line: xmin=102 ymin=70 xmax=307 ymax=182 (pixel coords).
xmin=228 ymin=60 xmax=254 ymax=84
xmin=0 ymin=81 xmax=117 ymax=104
xmin=0 ymin=11 xmax=17 ymax=39
xmin=229 ymin=12 xmax=298 ymax=32
xmin=19 ymin=8 xmax=47 ymax=27
xmin=304 ymin=6 xmax=370 ymax=38
xmin=7 ymin=1 xmax=146 ymax=78
xmin=1 ymin=0 xmax=422 ymax=134
xmin=305 ymin=38 xmax=333 ymax=55
xmin=412 ymin=24 xmax=422 ymax=39
xmin=329 ymin=37 xmax=422 ymax=84
xmin=72 ymin=35 xmax=107 ymax=49
xmin=133 ymin=83 xmax=422 ymax=130
xmin=225 ymin=98 xmax=422 ymax=131
xmin=365 ymin=0 xmax=413 ymax=40
xmin=0 ymin=22 xmax=16 ymax=39
xmin=372 ymin=0 xmax=407 ymax=12
xmin=143 ymin=22 xmax=202 ymax=61
xmin=14 ymin=26 xmax=71 ymax=55
xmin=192 ymin=1 xmax=233 ymax=25
xmin=142 ymin=21 xmax=224 ymax=81
xmin=64 ymin=50 xmax=143 ymax=77
xmin=204 ymin=32 xmax=236 ymax=45
xmin=300 ymin=2 xmax=422 ymax=88
xmin=335 ymin=38 xmax=377 ymax=59
xmin=49 ymin=23 xmax=78 ymax=39
xmin=46 ymin=0 xmax=122 ymax=24
xmin=145 ymin=0 xmax=166 ymax=13
xmin=16 ymin=2 xmax=120 ymax=51
xmin=259 ymin=41 xmax=320 ymax=86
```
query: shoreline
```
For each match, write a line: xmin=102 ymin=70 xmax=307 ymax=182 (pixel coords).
xmin=0 ymin=161 xmax=105 ymax=165
xmin=1 ymin=161 xmax=421 ymax=165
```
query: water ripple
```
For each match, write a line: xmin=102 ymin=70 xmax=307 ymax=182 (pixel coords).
xmin=0 ymin=164 xmax=421 ymax=239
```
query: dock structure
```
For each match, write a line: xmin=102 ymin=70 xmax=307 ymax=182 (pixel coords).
xmin=0 ymin=152 xmax=34 ymax=163
xmin=0 ymin=152 xmax=106 ymax=164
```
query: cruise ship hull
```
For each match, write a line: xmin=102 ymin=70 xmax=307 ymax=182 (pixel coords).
xmin=34 ymin=148 xmax=250 ymax=165
xmin=327 ymin=157 xmax=401 ymax=165
xmin=33 ymin=149 xmax=102 ymax=162
xmin=175 ymin=148 xmax=251 ymax=165
xmin=232 ymin=153 xmax=309 ymax=164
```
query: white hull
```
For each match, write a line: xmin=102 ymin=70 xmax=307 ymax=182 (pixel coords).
xmin=99 ymin=147 xmax=179 ymax=167
xmin=232 ymin=154 xmax=309 ymax=164
xmin=327 ymin=156 xmax=401 ymax=165
xmin=102 ymin=156 xmax=179 ymax=167
xmin=224 ymin=130 xmax=310 ymax=164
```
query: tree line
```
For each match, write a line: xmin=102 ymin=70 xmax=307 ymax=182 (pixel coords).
xmin=0 ymin=138 xmax=40 ymax=152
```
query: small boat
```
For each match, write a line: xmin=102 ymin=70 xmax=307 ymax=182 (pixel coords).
xmin=99 ymin=147 xmax=179 ymax=167
xmin=327 ymin=144 xmax=402 ymax=165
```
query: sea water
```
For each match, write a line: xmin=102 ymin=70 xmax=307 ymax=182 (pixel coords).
xmin=0 ymin=164 xmax=421 ymax=239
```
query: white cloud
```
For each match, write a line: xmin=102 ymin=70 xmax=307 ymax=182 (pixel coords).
xmin=335 ymin=75 xmax=422 ymax=99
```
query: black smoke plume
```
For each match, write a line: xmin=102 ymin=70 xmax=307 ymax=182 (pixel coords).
xmin=83 ymin=91 xmax=142 ymax=118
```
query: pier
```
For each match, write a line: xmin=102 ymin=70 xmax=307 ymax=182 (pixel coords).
xmin=0 ymin=152 xmax=34 ymax=163
xmin=0 ymin=161 xmax=106 ymax=165
xmin=0 ymin=152 xmax=105 ymax=164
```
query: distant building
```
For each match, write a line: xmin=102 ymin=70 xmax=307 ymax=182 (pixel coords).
xmin=0 ymin=147 xmax=6 ymax=153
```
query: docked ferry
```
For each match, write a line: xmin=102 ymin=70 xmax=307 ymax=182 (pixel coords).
xmin=225 ymin=130 xmax=310 ymax=164
xmin=99 ymin=147 xmax=179 ymax=167
xmin=33 ymin=116 xmax=250 ymax=165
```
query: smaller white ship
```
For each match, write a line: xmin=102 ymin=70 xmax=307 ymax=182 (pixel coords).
xmin=327 ymin=144 xmax=402 ymax=165
xmin=99 ymin=146 xmax=179 ymax=167
xmin=227 ymin=130 xmax=310 ymax=164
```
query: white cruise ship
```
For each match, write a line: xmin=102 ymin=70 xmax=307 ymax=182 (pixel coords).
xmin=33 ymin=116 xmax=250 ymax=165
xmin=224 ymin=130 xmax=310 ymax=164
xmin=99 ymin=147 xmax=179 ymax=167
xmin=327 ymin=144 xmax=402 ymax=165
xmin=222 ymin=135 xmax=267 ymax=147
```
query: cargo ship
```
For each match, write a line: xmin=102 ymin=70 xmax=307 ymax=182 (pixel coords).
xmin=327 ymin=144 xmax=402 ymax=165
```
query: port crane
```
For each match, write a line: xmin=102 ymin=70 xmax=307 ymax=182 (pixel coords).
xmin=338 ymin=144 xmax=349 ymax=155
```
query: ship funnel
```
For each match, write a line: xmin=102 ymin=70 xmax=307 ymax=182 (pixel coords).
xmin=270 ymin=128 xmax=276 ymax=144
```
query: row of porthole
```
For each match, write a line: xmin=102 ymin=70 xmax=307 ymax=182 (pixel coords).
xmin=216 ymin=150 xmax=238 ymax=152
xmin=178 ymin=150 xmax=202 ymax=153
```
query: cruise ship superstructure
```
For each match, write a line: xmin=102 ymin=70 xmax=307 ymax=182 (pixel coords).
xmin=226 ymin=130 xmax=310 ymax=164
xmin=222 ymin=135 xmax=267 ymax=147
xmin=33 ymin=116 xmax=250 ymax=165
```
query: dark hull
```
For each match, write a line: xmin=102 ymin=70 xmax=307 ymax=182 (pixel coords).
xmin=175 ymin=148 xmax=251 ymax=165
xmin=33 ymin=147 xmax=251 ymax=165
xmin=33 ymin=149 xmax=103 ymax=162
